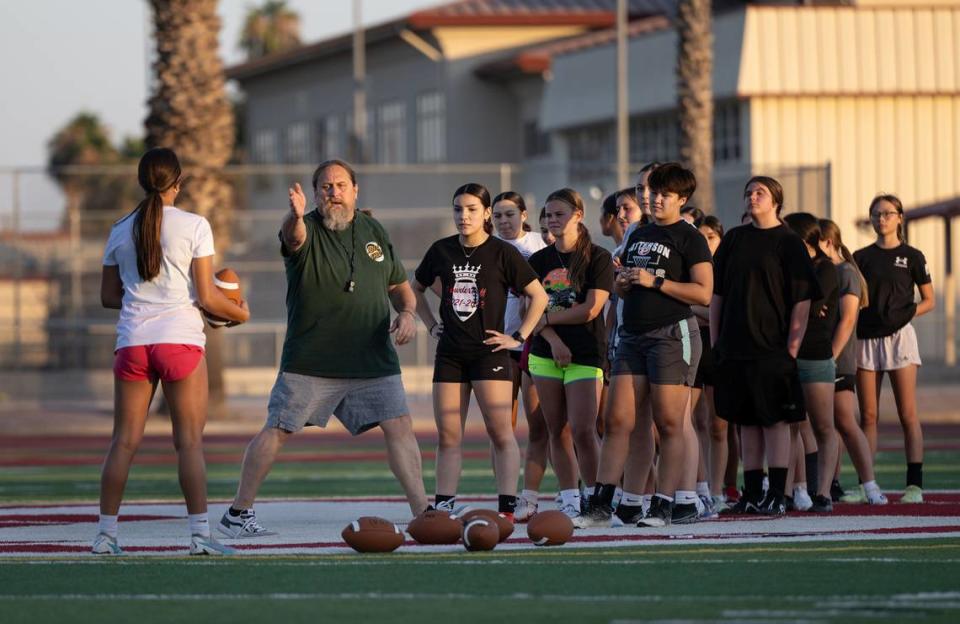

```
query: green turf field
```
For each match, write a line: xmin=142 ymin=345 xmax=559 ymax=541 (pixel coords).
xmin=1 ymin=540 xmax=959 ymax=623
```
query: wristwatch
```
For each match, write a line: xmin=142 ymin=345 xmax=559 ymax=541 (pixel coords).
xmin=511 ymin=330 xmax=526 ymax=342
xmin=653 ymin=276 xmax=665 ymax=290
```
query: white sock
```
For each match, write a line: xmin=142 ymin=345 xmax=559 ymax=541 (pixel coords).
xmin=654 ymin=492 xmax=675 ymax=504
xmin=612 ymin=487 xmax=624 ymax=507
xmin=794 ymin=482 xmax=808 ymax=494
xmin=560 ymin=488 xmax=581 ymax=510
xmin=696 ymin=481 xmax=710 ymax=498
xmin=641 ymin=494 xmax=653 ymax=514
xmin=863 ymin=480 xmax=880 ymax=495
xmin=675 ymin=490 xmax=698 ymax=505
xmin=621 ymin=491 xmax=644 ymax=507
xmin=520 ymin=489 xmax=538 ymax=505
xmin=189 ymin=513 xmax=211 ymax=538
xmin=98 ymin=514 xmax=119 ymax=538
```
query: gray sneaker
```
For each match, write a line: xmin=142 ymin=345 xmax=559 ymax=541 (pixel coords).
xmin=218 ymin=509 xmax=277 ymax=539
xmin=191 ymin=534 xmax=237 ymax=556
xmin=91 ymin=532 xmax=123 ymax=555
xmin=435 ymin=498 xmax=473 ymax=518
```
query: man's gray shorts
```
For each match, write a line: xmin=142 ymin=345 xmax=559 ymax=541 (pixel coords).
xmin=266 ymin=372 xmax=409 ymax=435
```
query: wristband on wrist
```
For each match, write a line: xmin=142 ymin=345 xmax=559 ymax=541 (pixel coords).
xmin=544 ymin=311 xmax=550 ymax=325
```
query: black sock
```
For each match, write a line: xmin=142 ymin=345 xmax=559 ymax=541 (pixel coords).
xmin=768 ymin=467 xmax=788 ymax=499
xmin=593 ymin=483 xmax=617 ymax=507
xmin=805 ymin=452 xmax=818 ymax=497
xmin=435 ymin=494 xmax=455 ymax=506
xmin=228 ymin=507 xmax=245 ymax=517
xmin=744 ymin=469 xmax=764 ymax=501
xmin=907 ymin=463 xmax=923 ymax=488
xmin=498 ymin=495 xmax=517 ymax=514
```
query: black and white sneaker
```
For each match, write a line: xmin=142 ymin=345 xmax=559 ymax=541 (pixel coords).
xmin=830 ymin=479 xmax=845 ymax=502
xmin=218 ymin=509 xmax=276 ymax=539
xmin=614 ymin=503 xmax=645 ymax=525
xmin=756 ymin=492 xmax=786 ymax=516
xmin=573 ymin=503 xmax=621 ymax=529
xmin=637 ymin=496 xmax=672 ymax=527
xmin=808 ymin=494 xmax=834 ymax=513
xmin=671 ymin=502 xmax=699 ymax=525
xmin=721 ymin=495 xmax=760 ymax=515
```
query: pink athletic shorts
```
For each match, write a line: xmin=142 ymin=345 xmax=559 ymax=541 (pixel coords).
xmin=113 ymin=344 xmax=204 ymax=382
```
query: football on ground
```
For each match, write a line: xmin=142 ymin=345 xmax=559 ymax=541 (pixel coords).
xmin=462 ymin=518 xmax=499 ymax=551
xmin=203 ymin=267 xmax=242 ymax=327
xmin=407 ymin=509 xmax=462 ymax=545
xmin=341 ymin=516 xmax=404 ymax=553
xmin=527 ymin=510 xmax=574 ymax=546
xmin=460 ymin=508 xmax=514 ymax=542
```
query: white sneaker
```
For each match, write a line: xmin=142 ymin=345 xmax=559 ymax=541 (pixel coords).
xmin=792 ymin=486 xmax=813 ymax=511
xmin=559 ymin=502 xmax=580 ymax=520
xmin=514 ymin=497 xmax=538 ymax=523
xmin=190 ymin=534 xmax=236 ymax=556
xmin=218 ymin=509 xmax=276 ymax=539
xmin=435 ymin=498 xmax=473 ymax=518
xmin=91 ymin=532 xmax=123 ymax=555
xmin=866 ymin=488 xmax=889 ymax=505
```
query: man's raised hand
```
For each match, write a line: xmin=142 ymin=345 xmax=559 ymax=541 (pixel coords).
xmin=289 ymin=182 xmax=307 ymax=218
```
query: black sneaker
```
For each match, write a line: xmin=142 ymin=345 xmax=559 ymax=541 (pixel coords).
xmin=671 ymin=502 xmax=699 ymax=525
xmin=830 ymin=479 xmax=845 ymax=502
xmin=784 ymin=495 xmax=795 ymax=511
xmin=614 ymin=503 xmax=645 ymax=525
xmin=809 ymin=494 xmax=834 ymax=513
xmin=637 ymin=496 xmax=672 ymax=527
xmin=756 ymin=492 xmax=786 ymax=516
xmin=722 ymin=493 xmax=762 ymax=515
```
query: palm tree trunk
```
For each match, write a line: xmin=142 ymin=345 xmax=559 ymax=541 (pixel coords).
xmin=677 ymin=0 xmax=714 ymax=214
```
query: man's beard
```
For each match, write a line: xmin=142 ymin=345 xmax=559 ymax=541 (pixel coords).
xmin=320 ymin=202 xmax=353 ymax=231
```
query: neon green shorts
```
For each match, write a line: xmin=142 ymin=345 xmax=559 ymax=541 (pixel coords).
xmin=527 ymin=353 xmax=604 ymax=384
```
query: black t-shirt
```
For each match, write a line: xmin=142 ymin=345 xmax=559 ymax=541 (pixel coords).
xmin=854 ymin=243 xmax=931 ymax=339
xmin=713 ymin=224 xmax=820 ymax=359
xmin=528 ymin=244 xmax=615 ymax=368
xmin=619 ymin=220 xmax=713 ymax=334
xmin=415 ymin=235 xmax=538 ymax=357
xmin=798 ymin=256 xmax=839 ymax=360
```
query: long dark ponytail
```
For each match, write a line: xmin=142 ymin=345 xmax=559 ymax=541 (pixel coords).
xmin=546 ymin=187 xmax=592 ymax=292
xmin=133 ymin=148 xmax=181 ymax=281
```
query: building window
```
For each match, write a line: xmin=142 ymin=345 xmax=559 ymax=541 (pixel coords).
xmin=416 ymin=92 xmax=445 ymax=163
xmin=567 ymin=123 xmax=614 ymax=182
xmin=316 ymin=114 xmax=341 ymax=160
xmin=523 ymin=120 xmax=550 ymax=158
xmin=377 ymin=101 xmax=407 ymax=164
xmin=630 ymin=112 xmax=679 ymax=165
xmin=713 ymin=100 xmax=742 ymax=163
xmin=252 ymin=128 xmax=278 ymax=164
xmin=344 ymin=107 xmax=376 ymax=162
xmin=284 ymin=122 xmax=310 ymax=163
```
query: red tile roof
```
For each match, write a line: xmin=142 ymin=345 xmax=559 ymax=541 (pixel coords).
xmin=408 ymin=0 xmax=678 ymax=27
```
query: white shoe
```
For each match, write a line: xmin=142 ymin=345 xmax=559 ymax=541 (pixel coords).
xmin=218 ymin=509 xmax=276 ymax=539
xmin=91 ymin=533 xmax=123 ymax=555
xmin=435 ymin=498 xmax=473 ymax=517
xmin=792 ymin=486 xmax=813 ymax=511
xmin=514 ymin=497 xmax=538 ymax=523
xmin=559 ymin=502 xmax=580 ymax=520
xmin=866 ymin=489 xmax=889 ymax=505
xmin=191 ymin=534 xmax=236 ymax=556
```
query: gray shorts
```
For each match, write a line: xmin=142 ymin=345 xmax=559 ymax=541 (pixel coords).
xmin=857 ymin=323 xmax=922 ymax=372
xmin=612 ymin=317 xmax=702 ymax=386
xmin=266 ymin=372 xmax=409 ymax=435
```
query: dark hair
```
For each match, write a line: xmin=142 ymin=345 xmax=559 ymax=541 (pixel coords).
xmin=647 ymin=162 xmax=697 ymax=200
xmin=681 ymin=205 xmax=705 ymax=227
xmin=493 ymin=191 xmax=531 ymax=232
xmin=783 ymin=212 xmax=826 ymax=259
xmin=453 ymin=182 xmax=493 ymax=234
xmin=545 ymin=187 xmax=592 ymax=292
xmin=819 ymin=217 xmax=869 ymax=308
xmin=744 ymin=175 xmax=785 ymax=216
xmin=868 ymin=194 xmax=905 ymax=242
xmin=701 ymin=214 xmax=724 ymax=238
xmin=539 ymin=206 xmax=546 ymax=221
xmin=133 ymin=147 xmax=181 ymax=281
xmin=312 ymin=159 xmax=357 ymax=192
xmin=615 ymin=187 xmax=638 ymax=204
xmin=601 ymin=192 xmax=619 ymax=218
xmin=637 ymin=161 xmax=661 ymax=177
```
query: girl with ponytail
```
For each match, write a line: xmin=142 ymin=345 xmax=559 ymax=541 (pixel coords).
xmin=853 ymin=194 xmax=935 ymax=503
xmin=96 ymin=147 xmax=248 ymax=556
xmin=527 ymin=188 xmax=615 ymax=523
xmin=817 ymin=218 xmax=887 ymax=505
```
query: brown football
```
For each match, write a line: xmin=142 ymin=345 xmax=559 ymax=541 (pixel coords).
xmin=526 ymin=510 xmax=574 ymax=546
xmin=462 ymin=518 xmax=499 ymax=552
xmin=460 ymin=509 xmax=514 ymax=542
xmin=407 ymin=509 xmax=462 ymax=545
xmin=203 ymin=267 xmax=242 ymax=327
xmin=341 ymin=516 xmax=404 ymax=553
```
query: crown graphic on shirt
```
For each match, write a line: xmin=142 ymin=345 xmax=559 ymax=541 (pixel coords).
xmin=452 ymin=264 xmax=481 ymax=280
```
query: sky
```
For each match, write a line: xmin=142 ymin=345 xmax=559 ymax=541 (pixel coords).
xmin=0 ymin=0 xmax=440 ymax=168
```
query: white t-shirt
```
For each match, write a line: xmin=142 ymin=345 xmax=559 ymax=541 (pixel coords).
xmin=500 ymin=230 xmax=547 ymax=348
xmin=611 ymin=220 xmax=642 ymax=351
xmin=102 ymin=205 xmax=215 ymax=349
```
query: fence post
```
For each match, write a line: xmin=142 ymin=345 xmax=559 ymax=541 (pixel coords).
xmin=12 ymin=171 xmax=21 ymax=366
xmin=944 ymin=216 xmax=955 ymax=366
xmin=499 ymin=163 xmax=512 ymax=193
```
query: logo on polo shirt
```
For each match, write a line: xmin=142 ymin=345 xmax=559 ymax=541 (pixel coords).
xmin=366 ymin=242 xmax=385 ymax=262
xmin=895 ymin=256 xmax=909 ymax=269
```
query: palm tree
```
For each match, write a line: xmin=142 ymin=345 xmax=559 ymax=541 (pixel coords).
xmin=47 ymin=112 xmax=120 ymax=228
xmin=239 ymin=0 xmax=301 ymax=60
xmin=676 ymin=0 xmax=714 ymax=214
xmin=146 ymin=0 xmax=236 ymax=419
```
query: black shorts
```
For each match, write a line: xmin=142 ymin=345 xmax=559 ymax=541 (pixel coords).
xmin=693 ymin=328 xmax=715 ymax=388
xmin=713 ymin=353 xmax=805 ymax=427
xmin=835 ymin=372 xmax=856 ymax=393
xmin=433 ymin=350 xmax=513 ymax=383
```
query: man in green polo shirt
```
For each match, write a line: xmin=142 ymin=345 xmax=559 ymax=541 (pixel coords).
xmin=219 ymin=160 xmax=429 ymax=538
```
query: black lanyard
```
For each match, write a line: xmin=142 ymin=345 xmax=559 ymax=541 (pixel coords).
xmin=332 ymin=220 xmax=356 ymax=293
